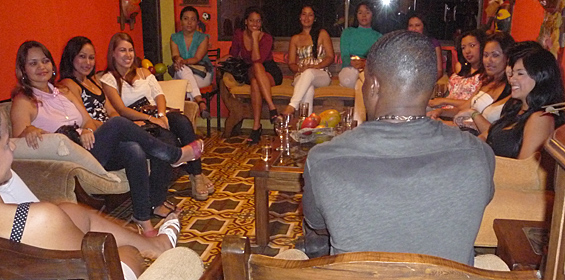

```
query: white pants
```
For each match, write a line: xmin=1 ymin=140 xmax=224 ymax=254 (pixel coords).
xmin=0 ymin=170 xmax=39 ymax=204
xmin=338 ymin=66 xmax=359 ymax=89
xmin=174 ymin=65 xmax=212 ymax=100
xmin=290 ymin=69 xmax=331 ymax=115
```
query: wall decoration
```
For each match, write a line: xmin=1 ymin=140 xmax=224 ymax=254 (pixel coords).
xmin=118 ymin=0 xmax=141 ymax=30
xmin=217 ymin=0 xmax=259 ymax=41
xmin=538 ymin=0 xmax=564 ymax=56
xmin=181 ymin=0 xmax=209 ymax=7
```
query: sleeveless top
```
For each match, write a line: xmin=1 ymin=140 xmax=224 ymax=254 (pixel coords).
xmin=447 ymin=73 xmax=481 ymax=101
xmin=171 ymin=31 xmax=212 ymax=72
xmin=470 ymin=91 xmax=494 ymax=113
xmin=296 ymin=45 xmax=331 ymax=78
xmin=482 ymin=102 xmax=504 ymax=123
xmin=71 ymin=77 xmax=109 ymax=122
xmin=486 ymin=124 xmax=523 ymax=158
xmin=100 ymin=70 xmax=164 ymax=107
xmin=32 ymin=84 xmax=83 ymax=133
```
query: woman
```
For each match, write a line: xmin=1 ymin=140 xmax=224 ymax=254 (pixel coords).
xmin=432 ymin=32 xmax=514 ymax=135
xmin=428 ymin=29 xmax=486 ymax=115
xmin=170 ymin=6 xmax=213 ymax=117
xmin=10 ymin=40 xmax=199 ymax=235
xmin=338 ymin=1 xmax=382 ymax=89
xmin=283 ymin=5 xmax=335 ymax=117
xmin=58 ymin=36 xmax=186 ymax=235
xmin=407 ymin=13 xmax=443 ymax=80
xmin=219 ymin=6 xmax=283 ymax=144
xmin=100 ymin=32 xmax=214 ymax=201
xmin=6 ymin=43 xmax=186 ymax=278
xmin=486 ymin=42 xmax=565 ymax=159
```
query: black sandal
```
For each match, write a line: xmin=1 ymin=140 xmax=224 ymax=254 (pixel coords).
xmin=198 ymin=100 xmax=210 ymax=119
xmin=247 ymin=125 xmax=262 ymax=145
xmin=269 ymin=109 xmax=280 ymax=124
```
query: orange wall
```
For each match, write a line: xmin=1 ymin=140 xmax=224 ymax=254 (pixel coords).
xmin=0 ymin=0 xmax=144 ymax=101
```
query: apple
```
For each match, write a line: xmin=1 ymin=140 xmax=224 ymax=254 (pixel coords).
xmin=301 ymin=116 xmax=319 ymax=129
xmin=154 ymin=63 xmax=167 ymax=74
xmin=309 ymin=113 xmax=321 ymax=124
xmin=148 ymin=66 xmax=156 ymax=75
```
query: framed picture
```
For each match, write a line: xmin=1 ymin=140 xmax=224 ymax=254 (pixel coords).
xmin=217 ymin=0 xmax=260 ymax=41
xmin=181 ymin=0 xmax=209 ymax=7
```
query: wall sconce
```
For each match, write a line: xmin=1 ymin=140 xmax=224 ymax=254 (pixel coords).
xmin=118 ymin=0 xmax=141 ymax=30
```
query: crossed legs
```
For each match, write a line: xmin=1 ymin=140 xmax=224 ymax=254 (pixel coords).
xmin=249 ymin=62 xmax=277 ymax=130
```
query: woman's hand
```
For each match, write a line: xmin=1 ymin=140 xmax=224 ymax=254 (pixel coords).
xmin=251 ymin=30 xmax=261 ymax=42
xmin=350 ymin=59 xmax=365 ymax=70
xmin=426 ymin=108 xmax=443 ymax=120
xmin=149 ymin=115 xmax=169 ymax=130
xmin=428 ymin=98 xmax=444 ymax=108
xmin=80 ymin=128 xmax=96 ymax=150
xmin=454 ymin=108 xmax=477 ymax=120
xmin=21 ymin=125 xmax=45 ymax=150
xmin=173 ymin=56 xmax=184 ymax=72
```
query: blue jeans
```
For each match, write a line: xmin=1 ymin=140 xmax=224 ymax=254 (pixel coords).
xmin=89 ymin=116 xmax=183 ymax=221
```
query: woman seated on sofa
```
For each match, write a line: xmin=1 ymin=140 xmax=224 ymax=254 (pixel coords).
xmin=407 ymin=13 xmax=443 ymax=81
xmin=218 ymin=6 xmax=283 ymax=144
xmin=100 ymin=32 xmax=214 ymax=201
xmin=486 ymin=42 xmax=565 ymax=159
xmin=10 ymin=40 xmax=200 ymax=235
xmin=58 ymin=36 xmax=187 ymax=235
xmin=429 ymin=32 xmax=514 ymax=135
xmin=282 ymin=4 xmax=335 ymax=117
xmin=170 ymin=6 xmax=212 ymax=117
xmin=428 ymin=29 xmax=486 ymax=115
xmin=1 ymin=104 xmax=182 ymax=280
xmin=338 ymin=1 xmax=382 ymax=89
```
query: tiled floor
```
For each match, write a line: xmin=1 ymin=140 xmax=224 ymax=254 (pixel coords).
xmin=111 ymin=131 xmax=304 ymax=266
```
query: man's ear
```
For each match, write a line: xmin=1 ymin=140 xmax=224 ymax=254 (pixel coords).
xmin=362 ymin=75 xmax=380 ymax=121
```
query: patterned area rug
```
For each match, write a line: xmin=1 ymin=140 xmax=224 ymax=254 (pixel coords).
xmin=110 ymin=131 xmax=304 ymax=266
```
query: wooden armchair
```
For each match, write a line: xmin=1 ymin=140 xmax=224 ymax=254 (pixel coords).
xmin=0 ymin=231 xmax=124 ymax=279
xmin=221 ymin=235 xmax=538 ymax=280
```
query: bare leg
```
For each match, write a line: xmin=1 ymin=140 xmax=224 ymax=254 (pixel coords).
xmin=57 ymin=203 xmax=175 ymax=259
xmin=119 ymin=245 xmax=146 ymax=277
xmin=249 ymin=77 xmax=263 ymax=130
xmin=251 ymin=63 xmax=276 ymax=110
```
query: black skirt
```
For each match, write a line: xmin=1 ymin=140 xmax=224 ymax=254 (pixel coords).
xmin=246 ymin=59 xmax=283 ymax=86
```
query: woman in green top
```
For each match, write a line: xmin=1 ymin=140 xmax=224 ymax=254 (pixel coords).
xmin=170 ymin=6 xmax=213 ymax=117
xmin=338 ymin=1 xmax=382 ymax=89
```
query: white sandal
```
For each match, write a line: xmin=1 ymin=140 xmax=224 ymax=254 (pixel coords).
xmin=158 ymin=214 xmax=181 ymax=248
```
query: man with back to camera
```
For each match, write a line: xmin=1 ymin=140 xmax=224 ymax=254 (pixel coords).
xmin=302 ymin=30 xmax=495 ymax=266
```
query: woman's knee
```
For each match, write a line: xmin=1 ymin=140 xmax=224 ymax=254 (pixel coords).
xmin=339 ymin=67 xmax=358 ymax=88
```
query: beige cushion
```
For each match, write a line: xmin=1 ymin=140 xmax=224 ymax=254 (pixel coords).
xmin=493 ymin=153 xmax=547 ymax=191
xmin=138 ymin=247 xmax=204 ymax=280
xmin=11 ymin=134 xmax=120 ymax=182
xmin=159 ymin=80 xmax=188 ymax=111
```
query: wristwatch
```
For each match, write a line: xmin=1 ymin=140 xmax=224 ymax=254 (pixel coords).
xmin=156 ymin=112 xmax=166 ymax=118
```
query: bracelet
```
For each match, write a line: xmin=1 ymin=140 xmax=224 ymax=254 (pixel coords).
xmin=86 ymin=128 xmax=94 ymax=133
xmin=470 ymin=111 xmax=480 ymax=119
xmin=148 ymin=115 xmax=152 ymax=121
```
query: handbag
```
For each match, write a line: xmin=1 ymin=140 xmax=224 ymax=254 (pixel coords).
xmin=218 ymin=57 xmax=250 ymax=84
xmin=168 ymin=61 xmax=212 ymax=79
xmin=55 ymin=123 xmax=82 ymax=146
xmin=128 ymin=97 xmax=180 ymax=137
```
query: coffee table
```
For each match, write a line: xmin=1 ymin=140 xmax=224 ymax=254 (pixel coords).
xmin=249 ymin=138 xmax=316 ymax=247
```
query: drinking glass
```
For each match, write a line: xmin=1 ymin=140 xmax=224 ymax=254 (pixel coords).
xmin=343 ymin=107 xmax=354 ymax=130
xmin=275 ymin=115 xmax=291 ymax=151
xmin=260 ymin=135 xmax=273 ymax=161
xmin=299 ymin=103 xmax=309 ymax=118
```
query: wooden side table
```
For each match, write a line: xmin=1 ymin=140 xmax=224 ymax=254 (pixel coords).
xmin=493 ymin=219 xmax=549 ymax=271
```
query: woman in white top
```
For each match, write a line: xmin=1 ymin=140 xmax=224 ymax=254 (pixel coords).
xmin=430 ymin=32 xmax=514 ymax=134
xmin=100 ymin=32 xmax=214 ymax=201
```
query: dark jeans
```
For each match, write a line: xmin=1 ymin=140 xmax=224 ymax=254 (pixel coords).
xmin=89 ymin=116 xmax=183 ymax=221
xmin=166 ymin=111 xmax=202 ymax=175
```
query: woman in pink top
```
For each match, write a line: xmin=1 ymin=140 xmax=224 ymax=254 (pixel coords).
xmin=219 ymin=6 xmax=282 ymax=144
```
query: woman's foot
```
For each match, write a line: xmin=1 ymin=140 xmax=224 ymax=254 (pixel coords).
xmin=282 ymin=105 xmax=295 ymax=116
xmin=247 ymin=125 xmax=262 ymax=145
xmin=190 ymin=174 xmax=209 ymax=201
xmin=131 ymin=217 xmax=158 ymax=238
xmin=153 ymin=200 xmax=181 ymax=219
xmin=172 ymin=139 xmax=204 ymax=167
xmin=270 ymin=109 xmax=281 ymax=124
xmin=202 ymin=174 xmax=215 ymax=194
xmin=140 ymin=212 xmax=180 ymax=259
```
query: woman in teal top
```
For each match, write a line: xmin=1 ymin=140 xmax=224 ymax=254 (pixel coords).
xmin=170 ymin=6 xmax=213 ymax=116
xmin=338 ymin=1 xmax=382 ymax=88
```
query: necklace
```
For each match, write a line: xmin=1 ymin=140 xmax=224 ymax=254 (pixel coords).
xmin=52 ymin=87 xmax=70 ymax=120
xmin=375 ymin=115 xmax=428 ymax=122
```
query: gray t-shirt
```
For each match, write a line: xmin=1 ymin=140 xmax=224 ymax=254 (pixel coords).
xmin=303 ymin=118 xmax=495 ymax=266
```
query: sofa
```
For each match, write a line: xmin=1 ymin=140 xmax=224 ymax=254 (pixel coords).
xmin=1 ymin=79 xmax=199 ymax=207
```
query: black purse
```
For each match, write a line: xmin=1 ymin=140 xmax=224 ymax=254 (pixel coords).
xmin=127 ymin=97 xmax=158 ymax=116
xmin=55 ymin=123 xmax=82 ymax=146
xmin=218 ymin=57 xmax=250 ymax=84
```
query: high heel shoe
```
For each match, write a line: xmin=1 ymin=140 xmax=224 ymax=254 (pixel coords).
xmin=190 ymin=174 xmax=209 ymax=201
xmin=270 ymin=109 xmax=281 ymax=124
xmin=172 ymin=139 xmax=204 ymax=167
xmin=158 ymin=212 xmax=181 ymax=248
xmin=247 ymin=125 xmax=262 ymax=145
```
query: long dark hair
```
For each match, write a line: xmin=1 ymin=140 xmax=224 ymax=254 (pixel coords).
xmin=352 ymin=1 xmax=377 ymax=29
xmin=241 ymin=6 xmax=269 ymax=34
xmin=11 ymin=41 xmax=57 ymax=103
xmin=488 ymin=42 xmax=565 ymax=156
xmin=59 ymin=36 xmax=95 ymax=81
xmin=300 ymin=4 xmax=322 ymax=59
xmin=456 ymin=29 xmax=486 ymax=77
xmin=105 ymin=32 xmax=137 ymax=94
xmin=481 ymin=32 xmax=514 ymax=87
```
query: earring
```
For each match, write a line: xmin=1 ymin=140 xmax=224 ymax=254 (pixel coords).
xmin=52 ymin=71 xmax=56 ymax=77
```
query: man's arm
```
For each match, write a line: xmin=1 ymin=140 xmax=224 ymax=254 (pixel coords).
xmin=302 ymin=161 xmax=327 ymax=231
